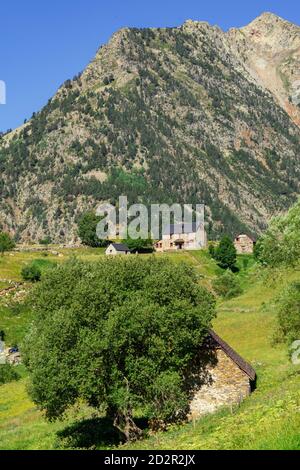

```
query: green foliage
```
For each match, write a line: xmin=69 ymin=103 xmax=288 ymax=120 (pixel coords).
xmin=39 ymin=237 xmax=52 ymax=246
xmin=208 ymin=243 xmax=215 ymax=258
xmin=256 ymin=200 xmax=300 ymax=267
xmin=23 ymin=257 xmax=215 ymax=440
xmin=0 ymin=232 xmax=15 ymax=255
xmin=212 ymin=270 xmax=242 ymax=299
xmin=21 ymin=259 xmax=57 ymax=282
xmin=78 ymin=212 xmax=108 ymax=248
xmin=21 ymin=263 xmax=41 ymax=282
xmin=122 ymin=237 xmax=154 ymax=253
xmin=0 ymin=364 xmax=20 ymax=385
xmin=275 ymin=282 xmax=300 ymax=346
xmin=213 ymin=236 xmax=237 ymax=270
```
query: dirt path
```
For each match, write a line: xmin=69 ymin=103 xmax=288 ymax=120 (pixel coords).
xmin=0 ymin=281 xmax=24 ymax=297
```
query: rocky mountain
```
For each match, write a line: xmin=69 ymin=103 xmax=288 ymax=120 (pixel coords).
xmin=0 ymin=12 xmax=299 ymax=243
xmin=229 ymin=12 xmax=300 ymax=126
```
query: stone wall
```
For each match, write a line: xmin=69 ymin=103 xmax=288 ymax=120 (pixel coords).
xmin=189 ymin=349 xmax=251 ymax=420
xmin=234 ymin=235 xmax=254 ymax=254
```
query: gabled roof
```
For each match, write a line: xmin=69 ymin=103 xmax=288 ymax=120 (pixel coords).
xmin=234 ymin=234 xmax=257 ymax=243
xmin=208 ymin=329 xmax=256 ymax=381
xmin=110 ymin=243 xmax=129 ymax=252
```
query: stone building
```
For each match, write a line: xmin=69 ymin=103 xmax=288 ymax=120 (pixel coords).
xmin=155 ymin=222 xmax=206 ymax=252
xmin=189 ymin=330 xmax=256 ymax=420
xmin=105 ymin=243 xmax=130 ymax=256
xmin=234 ymin=234 xmax=256 ymax=254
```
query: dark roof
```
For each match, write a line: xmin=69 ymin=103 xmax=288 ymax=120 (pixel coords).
xmin=235 ymin=234 xmax=257 ymax=243
xmin=208 ymin=329 xmax=256 ymax=381
xmin=163 ymin=222 xmax=201 ymax=236
xmin=110 ymin=243 xmax=129 ymax=252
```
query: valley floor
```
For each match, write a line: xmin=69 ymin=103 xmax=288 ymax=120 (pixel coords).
xmin=0 ymin=249 xmax=300 ymax=450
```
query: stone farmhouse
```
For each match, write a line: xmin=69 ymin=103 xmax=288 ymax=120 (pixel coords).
xmin=155 ymin=222 xmax=206 ymax=252
xmin=105 ymin=243 xmax=130 ymax=256
xmin=234 ymin=234 xmax=256 ymax=254
xmin=189 ymin=330 xmax=256 ymax=420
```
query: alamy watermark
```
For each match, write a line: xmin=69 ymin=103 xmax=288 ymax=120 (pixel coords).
xmin=290 ymin=340 xmax=300 ymax=365
xmin=96 ymin=197 xmax=205 ymax=242
xmin=0 ymin=340 xmax=6 ymax=364
xmin=0 ymin=80 xmax=6 ymax=105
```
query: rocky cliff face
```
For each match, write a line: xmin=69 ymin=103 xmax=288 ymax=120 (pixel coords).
xmin=0 ymin=13 xmax=299 ymax=243
xmin=229 ymin=12 xmax=300 ymax=127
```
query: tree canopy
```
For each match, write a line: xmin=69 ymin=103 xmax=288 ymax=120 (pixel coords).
xmin=275 ymin=281 xmax=300 ymax=347
xmin=0 ymin=231 xmax=15 ymax=255
xmin=23 ymin=257 xmax=215 ymax=441
xmin=255 ymin=200 xmax=300 ymax=267
xmin=78 ymin=212 xmax=108 ymax=248
xmin=213 ymin=235 xmax=237 ymax=270
xmin=122 ymin=236 xmax=154 ymax=253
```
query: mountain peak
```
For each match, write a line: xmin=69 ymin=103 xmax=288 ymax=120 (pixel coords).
xmin=255 ymin=12 xmax=283 ymax=22
xmin=243 ymin=11 xmax=298 ymax=31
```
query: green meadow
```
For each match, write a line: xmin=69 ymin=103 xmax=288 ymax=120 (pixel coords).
xmin=0 ymin=248 xmax=299 ymax=450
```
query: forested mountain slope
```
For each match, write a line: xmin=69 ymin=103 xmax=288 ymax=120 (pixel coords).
xmin=0 ymin=13 xmax=299 ymax=243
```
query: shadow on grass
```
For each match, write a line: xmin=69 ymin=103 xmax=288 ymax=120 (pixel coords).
xmin=57 ymin=416 xmax=148 ymax=450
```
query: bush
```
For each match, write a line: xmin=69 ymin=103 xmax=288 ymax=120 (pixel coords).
xmin=0 ymin=232 xmax=15 ymax=255
xmin=212 ymin=270 xmax=242 ymax=299
xmin=39 ymin=237 xmax=52 ymax=246
xmin=256 ymin=200 xmax=300 ymax=267
xmin=208 ymin=242 xmax=216 ymax=258
xmin=213 ymin=236 xmax=237 ymax=270
xmin=21 ymin=263 xmax=42 ymax=282
xmin=21 ymin=259 xmax=57 ymax=282
xmin=24 ymin=257 xmax=216 ymax=441
xmin=274 ymin=282 xmax=300 ymax=346
xmin=0 ymin=364 xmax=20 ymax=385
xmin=122 ymin=236 xmax=154 ymax=253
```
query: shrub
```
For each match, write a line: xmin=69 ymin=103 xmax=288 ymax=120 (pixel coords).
xmin=0 ymin=232 xmax=15 ymax=255
xmin=39 ymin=237 xmax=52 ymax=246
xmin=122 ymin=236 xmax=154 ymax=253
xmin=21 ymin=263 xmax=42 ymax=282
xmin=21 ymin=259 xmax=57 ymax=282
xmin=274 ymin=282 xmax=300 ymax=346
xmin=212 ymin=270 xmax=242 ymax=299
xmin=256 ymin=200 xmax=300 ymax=267
xmin=213 ymin=235 xmax=237 ymax=270
xmin=0 ymin=364 xmax=20 ymax=385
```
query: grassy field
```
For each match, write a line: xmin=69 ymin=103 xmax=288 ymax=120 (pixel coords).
xmin=0 ymin=248 xmax=299 ymax=450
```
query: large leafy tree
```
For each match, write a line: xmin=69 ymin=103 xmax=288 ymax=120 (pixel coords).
xmin=0 ymin=231 xmax=15 ymax=255
xmin=213 ymin=235 xmax=237 ymax=270
xmin=23 ymin=257 xmax=215 ymax=441
xmin=78 ymin=212 xmax=108 ymax=248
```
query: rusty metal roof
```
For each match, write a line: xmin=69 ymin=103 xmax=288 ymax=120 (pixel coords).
xmin=208 ymin=329 xmax=256 ymax=381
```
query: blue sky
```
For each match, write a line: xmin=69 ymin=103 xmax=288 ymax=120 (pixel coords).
xmin=0 ymin=0 xmax=299 ymax=132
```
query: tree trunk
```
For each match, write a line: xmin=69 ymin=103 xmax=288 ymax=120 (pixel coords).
xmin=113 ymin=410 xmax=143 ymax=442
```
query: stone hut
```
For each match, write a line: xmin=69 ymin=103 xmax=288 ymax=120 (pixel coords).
xmin=234 ymin=234 xmax=256 ymax=254
xmin=105 ymin=243 xmax=130 ymax=256
xmin=189 ymin=330 xmax=256 ymax=420
xmin=155 ymin=222 xmax=206 ymax=252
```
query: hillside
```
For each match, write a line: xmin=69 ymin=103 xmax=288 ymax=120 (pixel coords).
xmin=0 ymin=250 xmax=299 ymax=450
xmin=0 ymin=13 xmax=300 ymax=243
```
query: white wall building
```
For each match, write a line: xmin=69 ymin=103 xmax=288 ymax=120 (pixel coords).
xmin=155 ymin=222 xmax=206 ymax=252
xmin=105 ymin=243 xmax=130 ymax=256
